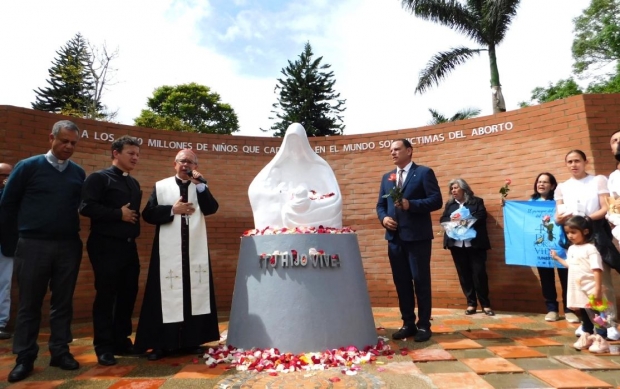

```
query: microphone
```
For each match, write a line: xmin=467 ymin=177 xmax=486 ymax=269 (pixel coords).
xmin=186 ymin=169 xmax=207 ymax=184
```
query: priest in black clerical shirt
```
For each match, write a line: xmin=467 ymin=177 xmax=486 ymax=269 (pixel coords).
xmin=79 ymin=135 xmax=142 ymax=367
xmin=134 ymin=148 xmax=219 ymax=361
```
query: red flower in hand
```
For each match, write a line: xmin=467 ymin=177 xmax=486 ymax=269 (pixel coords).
xmin=499 ymin=178 xmax=511 ymax=198
xmin=388 ymin=173 xmax=397 ymax=182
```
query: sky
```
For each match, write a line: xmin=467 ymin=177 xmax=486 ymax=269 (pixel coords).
xmin=0 ymin=0 xmax=590 ymax=137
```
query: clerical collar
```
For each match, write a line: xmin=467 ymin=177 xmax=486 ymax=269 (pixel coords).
xmin=175 ymin=175 xmax=190 ymax=184
xmin=46 ymin=150 xmax=66 ymax=165
xmin=111 ymin=165 xmax=129 ymax=177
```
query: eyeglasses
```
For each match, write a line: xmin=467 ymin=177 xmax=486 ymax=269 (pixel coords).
xmin=176 ymin=159 xmax=196 ymax=165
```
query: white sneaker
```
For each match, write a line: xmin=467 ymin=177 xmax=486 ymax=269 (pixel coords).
xmin=575 ymin=325 xmax=584 ymax=337
xmin=565 ymin=312 xmax=580 ymax=323
xmin=574 ymin=333 xmax=594 ymax=350
xmin=589 ymin=334 xmax=610 ymax=353
xmin=606 ymin=326 xmax=620 ymax=341
xmin=545 ymin=311 xmax=559 ymax=322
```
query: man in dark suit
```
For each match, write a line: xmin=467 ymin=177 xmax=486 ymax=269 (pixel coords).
xmin=376 ymin=139 xmax=442 ymax=342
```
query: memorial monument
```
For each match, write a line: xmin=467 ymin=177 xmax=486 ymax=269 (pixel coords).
xmin=227 ymin=123 xmax=377 ymax=353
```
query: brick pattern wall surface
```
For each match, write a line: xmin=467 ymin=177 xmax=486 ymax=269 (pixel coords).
xmin=1 ymin=94 xmax=620 ymax=326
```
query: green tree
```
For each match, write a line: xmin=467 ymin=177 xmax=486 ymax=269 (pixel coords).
xmin=587 ymin=65 xmax=620 ymax=92
xmin=32 ymin=33 xmax=102 ymax=118
xmin=572 ymin=0 xmax=620 ymax=74
xmin=401 ymin=0 xmax=521 ymax=113
xmin=520 ymin=67 xmax=620 ymax=107
xmin=519 ymin=78 xmax=584 ymax=107
xmin=268 ymin=42 xmax=346 ymax=137
xmin=134 ymin=83 xmax=239 ymax=134
xmin=427 ymin=107 xmax=480 ymax=125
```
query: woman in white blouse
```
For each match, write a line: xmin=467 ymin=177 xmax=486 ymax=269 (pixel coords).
xmin=555 ymin=149 xmax=619 ymax=341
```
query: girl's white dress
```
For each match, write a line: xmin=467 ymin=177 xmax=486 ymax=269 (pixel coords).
xmin=566 ymin=243 xmax=614 ymax=309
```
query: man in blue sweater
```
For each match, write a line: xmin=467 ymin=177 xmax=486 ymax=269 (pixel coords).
xmin=0 ymin=120 xmax=85 ymax=383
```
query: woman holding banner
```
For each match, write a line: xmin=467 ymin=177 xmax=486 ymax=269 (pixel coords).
xmin=555 ymin=150 xmax=619 ymax=341
xmin=440 ymin=178 xmax=493 ymax=316
xmin=530 ymin=172 xmax=578 ymax=323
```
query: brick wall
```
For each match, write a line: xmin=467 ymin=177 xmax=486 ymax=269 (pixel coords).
xmin=1 ymin=94 xmax=620 ymax=326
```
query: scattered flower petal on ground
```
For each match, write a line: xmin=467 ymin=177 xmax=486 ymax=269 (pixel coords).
xmin=202 ymin=339 xmax=394 ymax=373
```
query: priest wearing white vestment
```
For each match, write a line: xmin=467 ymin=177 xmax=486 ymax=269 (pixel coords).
xmin=134 ymin=149 xmax=219 ymax=361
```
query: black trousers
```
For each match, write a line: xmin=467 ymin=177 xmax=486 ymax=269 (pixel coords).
xmin=87 ymin=234 xmax=140 ymax=355
xmin=12 ymin=237 xmax=82 ymax=363
xmin=537 ymin=266 xmax=571 ymax=313
xmin=449 ymin=246 xmax=491 ymax=309
xmin=387 ymin=236 xmax=432 ymax=329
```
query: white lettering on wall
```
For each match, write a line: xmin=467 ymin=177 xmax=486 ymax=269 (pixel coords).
xmin=78 ymin=121 xmax=514 ymax=155
xmin=243 ymin=145 xmax=260 ymax=154
xmin=212 ymin=144 xmax=238 ymax=152
xmin=264 ymin=146 xmax=280 ymax=154
xmin=147 ymin=139 xmax=193 ymax=149
xmin=409 ymin=134 xmax=445 ymax=145
xmin=471 ymin=121 xmax=513 ymax=136
xmin=343 ymin=142 xmax=375 ymax=152
xmin=94 ymin=132 xmax=115 ymax=142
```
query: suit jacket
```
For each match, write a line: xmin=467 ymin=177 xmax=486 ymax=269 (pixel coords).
xmin=376 ymin=163 xmax=443 ymax=242
xmin=439 ymin=196 xmax=491 ymax=250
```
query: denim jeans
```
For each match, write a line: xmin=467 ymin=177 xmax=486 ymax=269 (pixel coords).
xmin=0 ymin=247 xmax=13 ymax=327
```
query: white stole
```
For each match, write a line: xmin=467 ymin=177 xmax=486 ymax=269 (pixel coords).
xmin=156 ymin=176 xmax=211 ymax=323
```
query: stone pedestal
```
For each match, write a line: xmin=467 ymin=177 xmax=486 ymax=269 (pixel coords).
xmin=227 ymin=234 xmax=377 ymax=354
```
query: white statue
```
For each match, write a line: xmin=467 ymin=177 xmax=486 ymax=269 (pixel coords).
xmin=248 ymin=123 xmax=342 ymax=230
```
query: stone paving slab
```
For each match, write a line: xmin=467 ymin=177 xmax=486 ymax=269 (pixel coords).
xmin=0 ymin=308 xmax=620 ymax=388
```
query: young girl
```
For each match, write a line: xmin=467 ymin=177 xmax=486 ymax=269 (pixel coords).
xmin=551 ymin=216 xmax=612 ymax=353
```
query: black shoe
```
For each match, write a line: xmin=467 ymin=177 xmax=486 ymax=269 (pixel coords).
xmin=483 ymin=308 xmax=495 ymax=316
xmin=8 ymin=362 xmax=33 ymax=383
xmin=97 ymin=352 xmax=117 ymax=366
xmin=414 ymin=328 xmax=432 ymax=342
xmin=0 ymin=327 xmax=11 ymax=340
xmin=147 ymin=349 xmax=168 ymax=361
xmin=392 ymin=325 xmax=417 ymax=340
xmin=49 ymin=353 xmax=79 ymax=370
xmin=114 ymin=339 xmax=135 ymax=355
xmin=114 ymin=344 xmax=135 ymax=356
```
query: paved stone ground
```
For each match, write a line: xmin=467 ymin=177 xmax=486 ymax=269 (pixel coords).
xmin=1 ymin=307 xmax=619 ymax=388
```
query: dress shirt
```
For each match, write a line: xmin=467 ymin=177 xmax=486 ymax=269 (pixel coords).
xmin=397 ymin=162 xmax=413 ymax=185
xmin=45 ymin=150 xmax=68 ymax=172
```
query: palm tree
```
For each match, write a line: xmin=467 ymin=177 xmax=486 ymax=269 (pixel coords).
xmin=428 ymin=107 xmax=481 ymax=125
xmin=402 ymin=0 xmax=521 ymax=113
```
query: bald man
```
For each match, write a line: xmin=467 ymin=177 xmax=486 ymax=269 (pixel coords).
xmin=0 ymin=162 xmax=14 ymax=340
xmin=134 ymin=149 xmax=220 ymax=361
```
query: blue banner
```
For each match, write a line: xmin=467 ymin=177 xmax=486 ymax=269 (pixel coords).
xmin=503 ymin=200 xmax=566 ymax=268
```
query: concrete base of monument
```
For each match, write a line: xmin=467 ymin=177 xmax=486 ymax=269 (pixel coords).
xmin=227 ymin=233 xmax=377 ymax=354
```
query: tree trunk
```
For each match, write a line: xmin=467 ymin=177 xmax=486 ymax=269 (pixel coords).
xmin=488 ymin=45 xmax=506 ymax=113
xmin=491 ymin=85 xmax=506 ymax=114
